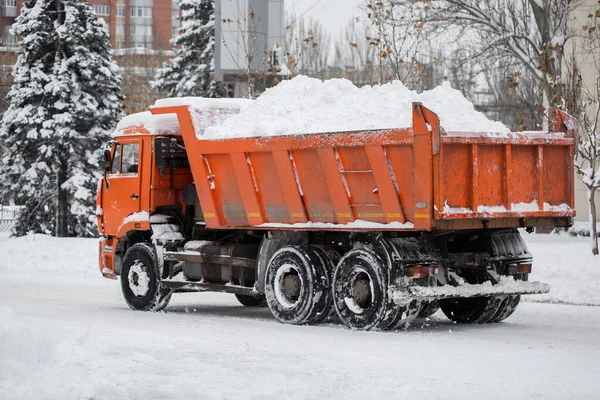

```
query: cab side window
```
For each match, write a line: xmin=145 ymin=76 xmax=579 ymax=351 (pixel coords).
xmin=121 ymin=143 xmax=139 ymax=174
xmin=109 ymin=143 xmax=139 ymax=175
xmin=110 ymin=145 xmax=121 ymax=174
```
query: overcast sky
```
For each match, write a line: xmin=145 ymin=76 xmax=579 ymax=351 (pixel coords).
xmin=284 ymin=0 xmax=365 ymax=39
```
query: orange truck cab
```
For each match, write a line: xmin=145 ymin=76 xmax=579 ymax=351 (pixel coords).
xmin=96 ymin=100 xmax=576 ymax=331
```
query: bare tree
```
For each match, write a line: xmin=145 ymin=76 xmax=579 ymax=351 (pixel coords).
xmin=374 ymin=0 xmax=579 ymax=117
xmin=331 ymin=19 xmax=379 ymax=85
xmin=284 ymin=15 xmax=331 ymax=78
xmin=115 ymin=48 xmax=169 ymax=115
xmin=363 ymin=0 xmax=425 ymax=86
xmin=220 ymin=5 xmax=280 ymax=98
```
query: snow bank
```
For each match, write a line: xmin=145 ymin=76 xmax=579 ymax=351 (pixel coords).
xmin=0 ymin=233 xmax=100 ymax=281
xmin=201 ymin=76 xmax=509 ymax=138
xmin=523 ymin=232 xmax=600 ymax=306
xmin=0 ymin=306 xmax=57 ymax=378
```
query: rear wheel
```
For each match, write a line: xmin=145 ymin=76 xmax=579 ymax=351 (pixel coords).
xmin=489 ymin=295 xmax=521 ymax=323
xmin=439 ymin=295 xmax=504 ymax=324
xmin=120 ymin=243 xmax=171 ymax=311
xmin=265 ymin=246 xmax=331 ymax=325
xmin=417 ymin=301 xmax=440 ymax=319
xmin=235 ymin=294 xmax=267 ymax=307
xmin=332 ymin=248 xmax=402 ymax=330
xmin=440 ymin=230 xmax=530 ymax=324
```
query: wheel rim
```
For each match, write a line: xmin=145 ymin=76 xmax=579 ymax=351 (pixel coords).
xmin=128 ymin=260 xmax=150 ymax=297
xmin=273 ymin=263 xmax=303 ymax=308
xmin=344 ymin=268 xmax=373 ymax=314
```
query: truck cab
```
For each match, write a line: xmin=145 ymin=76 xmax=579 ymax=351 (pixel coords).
xmin=96 ymin=112 xmax=192 ymax=279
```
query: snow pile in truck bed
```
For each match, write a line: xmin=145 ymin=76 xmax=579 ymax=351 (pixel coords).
xmin=115 ymin=112 xmax=181 ymax=135
xmin=202 ymin=76 xmax=510 ymax=139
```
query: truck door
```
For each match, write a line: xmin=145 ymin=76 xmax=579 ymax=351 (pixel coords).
xmin=102 ymin=139 xmax=143 ymax=235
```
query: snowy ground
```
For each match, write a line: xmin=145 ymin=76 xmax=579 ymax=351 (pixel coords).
xmin=1 ymin=232 xmax=599 ymax=399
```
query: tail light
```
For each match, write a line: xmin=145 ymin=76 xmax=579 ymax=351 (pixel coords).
xmin=507 ymin=262 xmax=532 ymax=274
xmin=406 ymin=265 xmax=438 ymax=278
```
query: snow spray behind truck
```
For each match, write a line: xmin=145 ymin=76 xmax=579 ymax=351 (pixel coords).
xmin=96 ymin=95 xmax=576 ymax=330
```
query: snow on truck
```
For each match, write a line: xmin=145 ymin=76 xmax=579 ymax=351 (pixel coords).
xmin=96 ymin=79 xmax=577 ymax=330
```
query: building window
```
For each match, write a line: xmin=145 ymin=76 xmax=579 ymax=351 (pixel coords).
xmin=93 ymin=4 xmax=110 ymax=16
xmin=130 ymin=7 xmax=152 ymax=18
xmin=4 ymin=0 xmax=17 ymax=7
xmin=1 ymin=34 xmax=17 ymax=47
xmin=116 ymin=23 xmax=125 ymax=36
xmin=131 ymin=42 xmax=152 ymax=49
xmin=172 ymin=10 xmax=179 ymax=19
xmin=172 ymin=26 xmax=179 ymax=37
xmin=130 ymin=25 xmax=153 ymax=37
xmin=116 ymin=6 xmax=125 ymax=17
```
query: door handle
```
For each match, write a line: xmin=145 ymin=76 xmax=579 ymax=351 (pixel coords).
xmin=130 ymin=194 xmax=139 ymax=199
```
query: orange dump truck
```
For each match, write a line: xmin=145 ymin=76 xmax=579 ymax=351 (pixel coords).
xmin=96 ymin=101 xmax=576 ymax=330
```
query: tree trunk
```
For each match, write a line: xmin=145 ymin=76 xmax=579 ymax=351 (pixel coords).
xmin=589 ymin=187 xmax=598 ymax=256
xmin=55 ymin=157 xmax=69 ymax=237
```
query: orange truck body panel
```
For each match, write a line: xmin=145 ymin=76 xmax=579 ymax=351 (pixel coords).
xmin=144 ymin=102 xmax=576 ymax=232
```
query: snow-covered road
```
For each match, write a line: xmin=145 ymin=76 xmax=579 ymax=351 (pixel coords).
xmin=1 ymin=233 xmax=599 ymax=399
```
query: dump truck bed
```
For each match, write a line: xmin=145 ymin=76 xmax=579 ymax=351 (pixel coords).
xmin=151 ymin=103 xmax=576 ymax=231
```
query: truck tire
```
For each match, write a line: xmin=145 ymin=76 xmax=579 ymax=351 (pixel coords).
xmin=490 ymin=295 xmax=521 ymax=323
xmin=387 ymin=299 xmax=422 ymax=330
xmin=438 ymin=295 xmax=504 ymax=324
xmin=235 ymin=294 xmax=267 ymax=307
xmin=487 ymin=231 xmax=528 ymax=323
xmin=120 ymin=243 xmax=172 ymax=311
xmin=417 ymin=300 xmax=440 ymax=318
xmin=265 ymin=246 xmax=331 ymax=325
xmin=310 ymin=246 xmax=341 ymax=323
xmin=332 ymin=248 xmax=401 ymax=331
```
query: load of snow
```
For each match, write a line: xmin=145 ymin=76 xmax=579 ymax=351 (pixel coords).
xmin=198 ymin=76 xmax=509 ymax=139
xmin=114 ymin=111 xmax=180 ymax=136
xmin=153 ymin=97 xmax=252 ymax=110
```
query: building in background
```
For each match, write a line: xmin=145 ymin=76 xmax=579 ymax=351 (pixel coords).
xmin=565 ymin=0 xmax=600 ymax=223
xmin=215 ymin=0 xmax=286 ymax=97
xmin=1 ymin=0 xmax=287 ymax=112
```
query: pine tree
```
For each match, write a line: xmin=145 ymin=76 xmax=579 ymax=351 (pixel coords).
xmin=0 ymin=0 xmax=123 ymax=237
xmin=152 ymin=0 xmax=223 ymax=97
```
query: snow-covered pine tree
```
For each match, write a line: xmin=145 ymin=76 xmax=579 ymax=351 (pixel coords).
xmin=152 ymin=0 xmax=223 ymax=97
xmin=0 ymin=0 xmax=123 ymax=237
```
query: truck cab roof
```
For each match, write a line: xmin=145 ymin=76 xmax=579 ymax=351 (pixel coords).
xmin=113 ymin=111 xmax=181 ymax=138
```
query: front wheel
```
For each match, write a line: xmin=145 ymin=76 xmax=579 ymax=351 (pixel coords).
xmin=120 ymin=243 xmax=172 ymax=311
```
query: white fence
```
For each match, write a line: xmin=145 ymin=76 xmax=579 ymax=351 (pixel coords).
xmin=0 ymin=206 xmax=22 ymax=233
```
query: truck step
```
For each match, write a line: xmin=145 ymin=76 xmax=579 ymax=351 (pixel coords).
xmin=161 ymin=278 xmax=257 ymax=295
